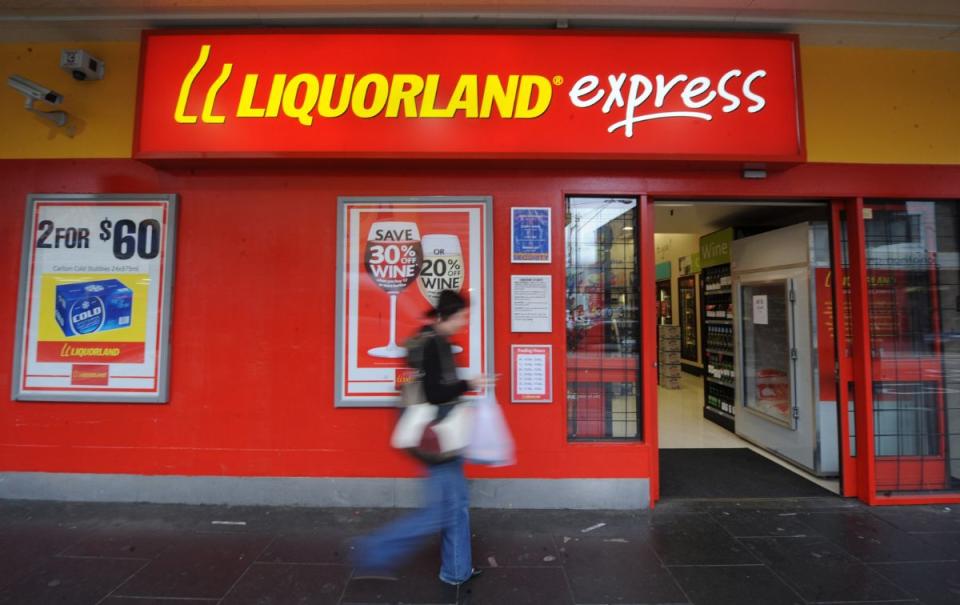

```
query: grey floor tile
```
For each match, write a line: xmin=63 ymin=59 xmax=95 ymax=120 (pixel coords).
xmin=342 ymin=539 xmax=458 ymax=604
xmin=102 ymin=599 xmax=218 ymax=604
xmin=221 ymin=562 xmax=350 ymax=605
xmin=912 ymin=530 xmax=960 ymax=557
xmin=60 ymin=528 xmax=177 ymax=559
xmin=871 ymin=506 xmax=960 ymax=533
xmin=342 ymin=574 xmax=458 ymax=604
xmin=472 ymin=509 xmax=648 ymax=537
xmin=797 ymin=511 xmax=954 ymax=562
xmin=870 ymin=561 xmax=960 ymax=605
xmin=0 ymin=525 xmax=88 ymax=592
xmin=650 ymin=513 xmax=759 ymax=565
xmin=710 ymin=509 xmax=819 ymax=538
xmin=668 ymin=565 xmax=804 ymax=605
xmin=471 ymin=529 xmax=560 ymax=567
xmin=458 ymin=567 xmax=573 ymax=605
xmin=259 ymin=530 xmax=354 ymax=564
xmin=562 ymin=535 xmax=688 ymax=604
xmin=654 ymin=497 xmax=859 ymax=515
xmin=741 ymin=536 xmax=912 ymax=602
xmin=0 ymin=555 xmax=146 ymax=605
xmin=112 ymin=531 xmax=272 ymax=599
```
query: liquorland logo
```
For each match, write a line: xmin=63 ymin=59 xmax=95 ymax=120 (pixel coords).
xmin=175 ymin=44 xmax=770 ymax=139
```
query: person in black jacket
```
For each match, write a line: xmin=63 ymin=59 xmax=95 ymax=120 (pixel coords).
xmin=352 ymin=290 xmax=488 ymax=585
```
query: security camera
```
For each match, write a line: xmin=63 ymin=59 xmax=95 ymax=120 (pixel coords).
xmin=8 ymin=74 xmax=63 ymax=105
xmin=60 ymin=49 xmax=104 ymax=81
xmin=6 ymin=75 xmax=67 ymax=127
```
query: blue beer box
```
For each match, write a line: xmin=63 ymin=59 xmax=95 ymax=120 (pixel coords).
xmin=55 ymin=279 xmax=133 ymax=337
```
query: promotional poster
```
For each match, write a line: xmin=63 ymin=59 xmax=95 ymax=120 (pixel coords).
xmin=12 ymin=195 xmax=178 ymax=402
xmin=335 ymin=197 xmax=491 ymax=407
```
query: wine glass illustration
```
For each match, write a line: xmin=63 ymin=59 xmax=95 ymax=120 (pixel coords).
xmin=419 ymin=234 xmax=465 ymax=354
xmin=364 ymin=221 xmax=423 ymax=358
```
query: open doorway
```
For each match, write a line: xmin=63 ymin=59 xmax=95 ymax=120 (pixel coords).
xmin=655 ymin=200 xmax=842 ymax=499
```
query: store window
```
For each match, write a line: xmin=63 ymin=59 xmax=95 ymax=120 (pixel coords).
xmin=565 ymin=197 xmax=641 ymax=440
xmin=862 ymin=200 xmax=960 ymax=494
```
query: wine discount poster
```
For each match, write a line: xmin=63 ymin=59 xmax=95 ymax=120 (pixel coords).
xmin=335 ymin=197 xmax=492 ymax=407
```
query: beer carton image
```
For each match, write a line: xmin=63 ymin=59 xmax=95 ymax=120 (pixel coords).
xmin=55 ymin=279 xmax=133 ymax=337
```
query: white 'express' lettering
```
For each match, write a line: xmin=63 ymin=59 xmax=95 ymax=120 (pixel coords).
xmin=569 ymin=68 xmax=768 ymax=138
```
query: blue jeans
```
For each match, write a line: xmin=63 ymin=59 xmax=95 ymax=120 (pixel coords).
xmin=354 ymin=458 xmax=472 ymax=584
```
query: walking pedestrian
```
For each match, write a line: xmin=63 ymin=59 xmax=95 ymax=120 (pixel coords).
xmin=353 ymin=289 xmax=489 ymax=585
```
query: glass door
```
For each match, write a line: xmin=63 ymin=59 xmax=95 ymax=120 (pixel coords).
xmin=740 ymin=279 xmax=796 ymax=429
xmin=735 ymin=264 xmax=818 ymax=474
xmin=656 ymin=279 xmax=673 ymax=325
xmin=678 ymin=275 xmax=698 ymax=362
xmin=565 ymin=197 xmax=641 ymax=440
xmin=860 ymin=201 xmax=959 ymax=494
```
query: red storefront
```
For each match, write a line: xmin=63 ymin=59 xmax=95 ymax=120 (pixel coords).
xmin=1 ymin=30 xmax=958 ymax=507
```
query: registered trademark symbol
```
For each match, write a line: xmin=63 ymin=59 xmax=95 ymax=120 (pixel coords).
xmin=553 ymin=75 xmax=564 ymax=86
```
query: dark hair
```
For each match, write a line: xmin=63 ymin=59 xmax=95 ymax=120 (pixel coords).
xmin=427 ymin=290 xmax=467 ymax=320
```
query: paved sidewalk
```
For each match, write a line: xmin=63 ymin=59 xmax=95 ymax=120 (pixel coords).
xmin=0 ymin=496 xmax=958 ymax=604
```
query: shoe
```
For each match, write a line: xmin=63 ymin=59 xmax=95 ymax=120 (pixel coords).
xmin=464 ymin=568 xmax=483 ymax=583
xmin=440 ymin=568 xmax=483 ymax=586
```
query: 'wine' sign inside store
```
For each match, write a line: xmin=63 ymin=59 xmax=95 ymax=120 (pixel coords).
xmin=135 ymin=31 xmax=804 ymax=162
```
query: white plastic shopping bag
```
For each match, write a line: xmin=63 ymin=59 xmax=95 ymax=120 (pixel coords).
xmin=465 ymin=391 xmax=516 ymax=467
xmin=390 ymin=403 xmax=438 ymax=450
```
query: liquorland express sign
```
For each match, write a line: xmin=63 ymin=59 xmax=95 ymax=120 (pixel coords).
xmin=135 ymin=31 xmax=804 ymax=161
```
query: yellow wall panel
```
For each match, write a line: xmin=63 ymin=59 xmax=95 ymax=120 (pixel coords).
xmin=802 ymin=46 xmax=960 ymax=165
xmin=0 ymin=42 xmax=139 ymax=159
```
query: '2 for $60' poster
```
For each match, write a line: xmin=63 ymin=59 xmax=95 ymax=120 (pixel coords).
xmin=12 ymin=195 xmax=177 ymax=403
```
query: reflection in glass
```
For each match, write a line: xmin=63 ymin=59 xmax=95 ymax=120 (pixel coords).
xmin=740 ymin=281 xmax=794 ymax=427
xmin=565 ymin=197 xmax=640 ymax=440
xmin=858 ymin=201 xmax=960 ymax=493
xmin=679 ymin=275 xmax=698 ymax=361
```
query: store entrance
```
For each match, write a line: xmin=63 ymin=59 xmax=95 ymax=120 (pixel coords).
xmin=654 ymin=200 xmax=842 ymax=499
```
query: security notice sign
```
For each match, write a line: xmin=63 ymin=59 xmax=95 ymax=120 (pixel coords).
xmin=12 ymin=195 xmax=178 ymax=403
xmin=335 ymin=197 xmax=493 ymax=407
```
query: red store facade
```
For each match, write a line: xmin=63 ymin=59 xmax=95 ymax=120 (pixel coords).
xmin=1 ymin=30 xmax=958 ymax=508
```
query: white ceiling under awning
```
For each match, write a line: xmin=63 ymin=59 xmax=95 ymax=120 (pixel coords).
xmin=0 ymin=1 xmax=958 ymax=50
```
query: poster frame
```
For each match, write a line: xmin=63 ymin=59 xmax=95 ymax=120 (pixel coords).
xmin=12 ymin=193 xmax=179 ymax=403
xmin=334 ymin=196 xmax=494 ymax=408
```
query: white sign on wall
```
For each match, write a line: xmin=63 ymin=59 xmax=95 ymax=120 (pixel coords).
xmin=12 ymin=195 xmax=178 ymax=403
xmin=511 ymin=275 xmax=552 ymax=333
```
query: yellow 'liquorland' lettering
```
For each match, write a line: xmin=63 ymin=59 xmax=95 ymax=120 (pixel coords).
xmin=480 ymin=74 xmax=519 ymax=118
xmin=283 ymin=74 xmax=320 ymax=125
xmin=175 ymin=44 xmax=211 ymax=124
xmin=201 ymin=62 xmax=233 ymax=124
xmin=445 ymin=74 xmax=479 ymax=118
xmin=237 ymin=74 xmax=265 ymax=118
xmin=60 ymin=343 xmax=121 ymax=358
xmin=514 ymin=75 xmax=552 ymax=118
xmin=418 ymin=74 xmax=445 ymax=118
xmin=351 ymin=74 xmax=390 ymax=119
xmin=265 ymin=74 xmax=286 ymax=117
xmin=385 ymin=74 xmax=425 ymax=117
xmin=317 ymin=74 xmax=353 ymax=118
xmin=173 ymin=54 xmax=556 ymax=125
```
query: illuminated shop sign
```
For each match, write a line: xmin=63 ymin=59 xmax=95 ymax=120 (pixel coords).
xmin=136 ymin=31 xmax=804 ymax=161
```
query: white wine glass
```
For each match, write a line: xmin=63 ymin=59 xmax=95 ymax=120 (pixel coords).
xmin=418 ymin=234 xmax=465 ymax=354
